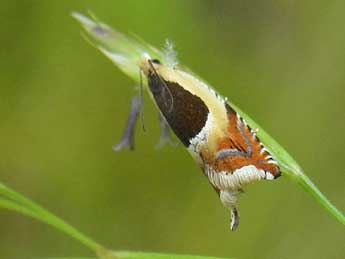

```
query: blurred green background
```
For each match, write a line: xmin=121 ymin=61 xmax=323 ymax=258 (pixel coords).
xmin=1 ymin=1 xmax=344 ymax=259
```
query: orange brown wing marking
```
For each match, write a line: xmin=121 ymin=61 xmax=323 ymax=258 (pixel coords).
xmin=213 ymin=104 xmax=280 ymax=177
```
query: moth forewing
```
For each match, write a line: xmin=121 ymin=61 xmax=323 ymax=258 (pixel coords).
xmin=140 ymin=55 xmax=229 ymax=152
xmin=139 ymin=55 xmax=280 ymax=231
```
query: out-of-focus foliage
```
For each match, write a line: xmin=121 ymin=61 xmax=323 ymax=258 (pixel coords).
xmin=0 ymin=1 xmax=344 ymax=259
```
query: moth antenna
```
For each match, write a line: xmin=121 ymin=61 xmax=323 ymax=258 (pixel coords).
xmin=148 ymin=59 xmax=174 ymax=113
xmin=139 ymin=69 xmax=146 ymax=132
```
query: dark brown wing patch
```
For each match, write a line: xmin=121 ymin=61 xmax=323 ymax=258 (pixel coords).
xmin=147 ymin=72 xmax=209 ymax=146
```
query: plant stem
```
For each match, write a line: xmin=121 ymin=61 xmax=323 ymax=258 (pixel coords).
xmin=295 ymin=172 xmax=345 ymax=225
xmin=0 ymin=184 xmax=104 ymax=253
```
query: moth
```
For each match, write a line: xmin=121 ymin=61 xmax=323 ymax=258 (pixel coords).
xmin=113 ymin=52 xmax=281 ymax=231
xmin=74 ymin=13 xmax=281 ymax=231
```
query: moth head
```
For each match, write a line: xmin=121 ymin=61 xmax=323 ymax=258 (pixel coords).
xmin=139 ymin=53 xmax=161 ymax=76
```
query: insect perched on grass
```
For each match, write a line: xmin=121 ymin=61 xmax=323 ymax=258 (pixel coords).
xmin=73 ymin=12 xmax=345 ymax=231
xmin=138 ymin=55 xmax=281 ymax=231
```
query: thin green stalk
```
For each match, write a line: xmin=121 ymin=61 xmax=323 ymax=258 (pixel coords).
xmin=296 ymin=172 xmax=345 ymax=225
xmin=0 ymin=197 xmax=43 ymax=220
xmin=72 ymin=12 xmax=345 ymax=227
xmin=41 ymin=258 xmax=95 ymax=259
xmin=233 ymin=105 xmax=345 ymax=226
xmin=1 ymin=182 xmax=237 ymax=258
xmin=0 ymin=183 xmax=103 ymax=253
xmin=113 ymin=251 xmax=230 ymax=259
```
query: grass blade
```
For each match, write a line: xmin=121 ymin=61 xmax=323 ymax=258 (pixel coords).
xmin=1 ymin=183 xmax=235 ymax=259
xmin=41 ymin=258 xmax=95 ymax=259
xmin=72 ymin=12 xmax=345 ymax=226
xmin=0 ymin=183 xmax=103 ymax=253
xmin=232 ymin=104 xmax=345 ymax=225
xmin=101 ymin=251 xmax=232 ymax=259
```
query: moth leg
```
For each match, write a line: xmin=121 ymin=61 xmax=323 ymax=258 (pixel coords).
xmin=113 ymin=95 xmax=142 ymax=151
xmin=155 ymin=113 xmax=177 ymax=149
xmin=230 ymin=207 xmax=240 ymax=231
xmin=220 ymin=189 xmax=241 ymax=231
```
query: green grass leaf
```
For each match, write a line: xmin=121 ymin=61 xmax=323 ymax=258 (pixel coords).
xmin=61 ymin=252 xmax=232 ymax=259
xmin=0 ymin=182 xmax=102 ymax=253
xmin=41 ymin=257 xmax=96 ymax=259
xmin=40 ymin=258 xmax=95 ymax=259
xmin=97 ymin=250 xmax=232 ymax=259
xmin=113 ymin=251 xmax=230 ymax=259
xmin=1 ymin=182 xmax=234 ymax=259
xmin=232 ymin=104 xmax=345 ymax=225
xmin=72 ymin=12 xmax=345 ymax=226
xmin=40 ymin=251 xmax=233 ymax=259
